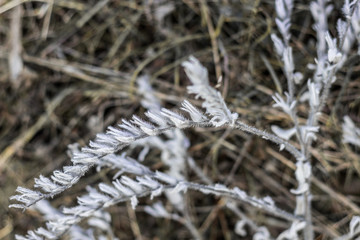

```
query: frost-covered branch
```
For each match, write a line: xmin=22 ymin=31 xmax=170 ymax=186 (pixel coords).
xmin=10 ymin=57 xmax=303 ymax=211
xmin=16 ymin=170 xmax=300 ymax=240
xmin=21 ymin=200 xmax=119 ymax=240
xmin=9 ymin=102 xmax=210 ymax=210
xmin=269 ymin=1 xmax=360 ymax=239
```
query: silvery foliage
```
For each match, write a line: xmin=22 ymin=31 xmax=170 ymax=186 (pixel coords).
xmin=9 ymin=95 xmax=208 ymax=210
xmin=276 ymin=221 xmax=306 ymax=240
xmin=271 ymin=0 xmax=360 ymax=239
xmin=136 ymin=75 xmax=162 ymax=111
xmin=144 ymin=201 xmax=174 ymax=219
xmin=274 ymin=0 xmax=293 ymax=43
xmin=135 ymin=75 xmax=188 ymax=179
xmin=21 ymin=200 xmax=119 ymax=240
xmin=271 ymin=4 xmax=316 ymax=237
xmin=15 ymin=167 xmax=295 ymax=239
xmin=342 ymin=116 xmax=360 ymax=147
xmin=310 ymin=0 xmax=333 ymax=64
xmin=136 ymin=75 xmax=188 ymax=212
xmin=182 ymin=56 xmax=238 ymax=127
xmin=136 ymin=72 xmax=297 ymax=239
xmin=350 ymin=0 xmax=360 ymax=53
xmin=11 ymin=57 xmax=304 ymax=239
xmin=10 ymin=1 xmax=360 ymax=239
xmin=310 ymin=0 xmax=360 ymax=84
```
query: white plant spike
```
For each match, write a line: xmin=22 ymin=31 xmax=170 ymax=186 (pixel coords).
xmin=182 ymin=56 xmax=238 ymax=127
xmin=325 ymin=32 xmax=342 ymax=64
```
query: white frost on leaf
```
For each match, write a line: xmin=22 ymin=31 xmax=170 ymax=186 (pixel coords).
xmin=144 ymin=202 xmax=170 ymax=218
xmin=343 ymin=116 xmax=360 ymax=147
xmin=272 ymin=92 xmax=296 ymax=116
xmin=291 ymin=161 xmax=311 ymax=195
xmin=350 ymin=216 xmax=360 ymax=236
xmin=293 ymin=72 xmax=303 ymax=84
xmin=172 ymin=182 xmax=188 ymax=193
xmin=234 ymin=220 xmax=247 ymax=237
xmin=300 ymin=125 xmax=319 ymax=143
xmin=137 ymin=75 xmax=162 ymax=110
xmin=271 ymin=125 xmax=296 ymax=140
xmin=271 ymin=34 xmax=285 ymax=56
xmin=276 ymin=221 xmax=306 ymax=240
xmin=180 ymin=100 xmax=207 ymax=122
xmin=253 ymin=226 xmax=271 ymax=240
xmin=130 ymin=196 xmax=139 ymax=209
xmin=325 ymin=32 xmax=342 ymax=63
xmin=307 ymin=80 xmax=320 ymax=108
xmin=182 ymin=56 xmax=238 ymax=127
xmin=283 ymin=47 xmax=294 ymax=74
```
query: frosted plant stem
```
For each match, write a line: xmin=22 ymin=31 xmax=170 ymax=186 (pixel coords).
xmin=291 ymin=110 xmax=312 ymax=239
xmin=188 ymin=157 xmax=266 ymax=234
xmin=185 ymin=182 xmax=301 ymax=222
xmin=273 ymin=2 xmax=313 ymax=236
xmin=287 ymin=72 xmax=295 ymax=102
xmin=290 ymin=110 xmax=305 ymax=153
xmin=9 ymin=120 xmax=210 ymax=209
xmin=304 ymin=192 xmax=313 ymax=240
xmin=234 ymin=116 xmax=313 ymax=237
xmin=302 ymin=60 xmax=337 ymax=240
xmin=233 ymin=120 xmax=304 ymax=161
xmin=10 ymin=112 xmax=302 ymax=211
xmin=301 ymin=3 xmax=360 ymax=238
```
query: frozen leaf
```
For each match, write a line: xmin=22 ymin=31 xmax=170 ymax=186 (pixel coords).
xmin=182 ymin=56 xmax=238 ymax=126
xmin=307 ymin=80 xmax=320 ymax=108
xmin=253 ymin=227 xmax=270 ymax=240
xmin=272 ymin=93 xmax=296 ymax=115
xmin=326 ymin=32 xmax=342 ymax=63
xmin=144 ymin=202 xmax=169 ymax=218
xmin=283 ymin=47 xmax=294 ymax=74
xmin=293 ymin=72 xmax=303 ymax=84
xmin=271 ymin=125 xmax=296 ymax=140
xmin=145 ymin=110 xmax=169 ymax=127
xmin=234 ymin=220 xmax=247 ymax=237
xmin=113 ymin=180 xmax=134 ymax=196
xmin=180 ymin=100 xmax=207 ymax=122
xmin=132 ymin=115 xmax=158 ymax=136
xmin=271 ymin=34 xmax=285 ymax=56
xmin=99 ymin=183 xmax=119 ymax=198
xmin=350 ymin=216 xmax=360 ymax=236
xmin=343 ymin=116 xmax=360 ymax=147
xmin=161 ymin=108 xmax=188 ymax=128
xmin=300 ymin=125 xmax=319 ymax=143
xmin=137 ymin=176 xmax=160 ymax=189
xmin=130 ymin=196 xmax=138 ymax=209
xmin=120 ymin=176 xmax=144 ymax=194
